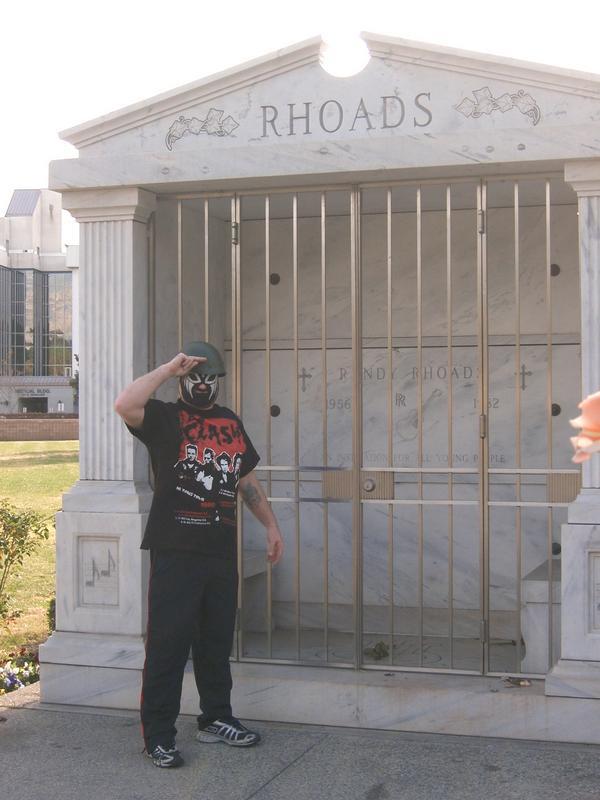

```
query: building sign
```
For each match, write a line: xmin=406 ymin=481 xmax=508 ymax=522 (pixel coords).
xmin=17 ymin=388 xmax=51 ymax=397
xmin=164 ymin=92 xmax=434 ymax=150
xmin=260 ymin=94 xmax=433 ymax=137
xmin=163 ymin=83 xmax=544 ymax=150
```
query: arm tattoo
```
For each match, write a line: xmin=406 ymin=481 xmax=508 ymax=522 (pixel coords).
xmin=240 ymin=482 xmax=261 ymax=509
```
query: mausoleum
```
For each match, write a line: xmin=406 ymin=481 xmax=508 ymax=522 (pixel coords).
xmin=40 ymin=34 xmax=600 ymax=742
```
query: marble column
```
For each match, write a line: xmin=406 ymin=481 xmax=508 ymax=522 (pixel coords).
xmin=546 ymin=160 xmax=600 ymax=698
xmin=39 ymin=188 xmax=157 ymax=707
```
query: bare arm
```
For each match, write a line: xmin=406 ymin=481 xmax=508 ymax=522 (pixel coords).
xmin=238 ymin=471 xmax=284 ymax=564
xmin=114 ymin=353 xmax=205 ymax=429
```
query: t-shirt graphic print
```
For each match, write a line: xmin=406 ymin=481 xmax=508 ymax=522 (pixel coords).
xmin=126 ymin=399 xmax=259 ymax=558
xmin=174 ymin=408 xmax=248 ymax=529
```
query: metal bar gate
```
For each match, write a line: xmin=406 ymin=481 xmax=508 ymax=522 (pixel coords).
xmin=160 ymin=175 xmax=581 ymax=676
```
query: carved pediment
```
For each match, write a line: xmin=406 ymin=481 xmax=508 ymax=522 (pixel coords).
xmin=49 ymin=34 xmax=600 ymax=191
xmin=61 ymin=34 xmax=600 ymax=159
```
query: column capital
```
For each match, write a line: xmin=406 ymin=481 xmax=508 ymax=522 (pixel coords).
xmin=564 ymin=159 xmax=600 ymax=196
xmin=62 ymin=187 xmax=157 ymax=223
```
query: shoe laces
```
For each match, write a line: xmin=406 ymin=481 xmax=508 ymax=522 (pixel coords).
xmin=220 ymin=716 xmax=241 ymax=727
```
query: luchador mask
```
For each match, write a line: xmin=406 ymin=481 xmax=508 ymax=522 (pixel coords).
xmin=180 ymin=372 xmax=219 ymax=410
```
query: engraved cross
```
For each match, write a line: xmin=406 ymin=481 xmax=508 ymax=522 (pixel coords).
xmin=520 ymin=363 xmax=532 ymax=391
xmin=299 ymin=368 xmax=312 ymax=393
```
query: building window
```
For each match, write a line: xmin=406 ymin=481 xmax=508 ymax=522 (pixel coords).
xmin=44 ymin=272 xmax=72 ymax=376
xmin=2 ymin=268 xmax=72 ymax=377
xmin=0 ymin=266 xmax=10 ymax=376
xmin=11 ymin=270 xmax=26 ymax=375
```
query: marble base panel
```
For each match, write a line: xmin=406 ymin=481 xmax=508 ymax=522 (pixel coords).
xmin=41 ymin=664 xmax=143 ymax=709
xmin=54 ymin=507 xmax=150 ymax=636
xmin=567 ymin=489 xmax=600 ymax=524
xmin=39 ymin=653 xmax=600 ymax=744
xmin=39 ymin=631 xmax=146 ymax=707
xmin=545 ymin=659 xmax=600 ymax=698
xmin=558 ymin=522 xmax=600 ymax=662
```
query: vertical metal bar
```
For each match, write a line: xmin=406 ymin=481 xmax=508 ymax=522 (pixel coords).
xmin=293 ymin=193 xmax=301 ymax=661
xmin=265 ymin=195 xmax=273 ymax=658
xmin=177 ymin=200 xmax=183 ymax=351
xmin=386 ymin=188 xmax=394 ymax=663
xmin=232 ymin=196 xmax=242 ymax=661
xmin=416 ymin=186 xmax=424 ymax=666
xmin=321 ymin=192 xmax=330 ymax=660
xmin=229 ymin=197 xmax=237 ymax=411
xmin=446 ymin=184 xmax=454 ymax=668
xmin=546 ymin=179 xmax=554 ymax=670
xmin=234 ymin=196 xmax=242 ymax=416
xmin=547 ymin=504 xmax=554 ymax=669
xmin=514 ymin=181 xmax=523 ymax=668
xmin=204 ymin=199 xmax=209 ymax=341
xmin=351 ymin=188 xmax=364 ymax=669
xmin=479 ymin=181 xmax=490 ymax=675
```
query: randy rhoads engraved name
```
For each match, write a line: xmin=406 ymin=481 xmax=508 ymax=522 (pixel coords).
xmin=260 ymin=94 xmax=433 ymax=137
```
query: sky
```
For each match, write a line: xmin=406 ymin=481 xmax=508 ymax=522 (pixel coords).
xmin=3 ymin=0 xmax=600 ymax=247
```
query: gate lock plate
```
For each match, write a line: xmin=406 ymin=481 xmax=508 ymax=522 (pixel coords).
xmin=322 ymin=470 xmax=394 ymax=501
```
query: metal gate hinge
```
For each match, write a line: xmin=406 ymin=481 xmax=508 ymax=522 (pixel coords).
xmin=479 ymin=413 xmax=487 ymax=439
xmin=477 ymin=209 xmax=485 ymax=235
xmin=480 ymin=619 xmax=487 ymax=642
xmin=231 ymin=222 xmax=240 ymax=246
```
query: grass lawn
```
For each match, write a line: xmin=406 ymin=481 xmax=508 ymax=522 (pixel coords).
xmin=0 ymin=440 xmax=79 ymax=661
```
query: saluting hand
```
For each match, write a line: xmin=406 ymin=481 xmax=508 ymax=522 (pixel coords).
xmin=166 ymin=353 xmax=207 ymax=377
xmin=115 ymin=353 xmax=206 ymax=429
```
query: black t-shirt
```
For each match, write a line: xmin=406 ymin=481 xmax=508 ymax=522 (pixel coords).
xmin=127 ymin=399 xmax=259 ymax=559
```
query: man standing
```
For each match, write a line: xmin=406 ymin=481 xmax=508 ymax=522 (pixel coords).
xmin=114 ymin=342 xmax=284 ymax=768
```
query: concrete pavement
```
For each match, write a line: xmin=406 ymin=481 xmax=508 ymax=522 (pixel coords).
xmin=1 ymin=683 xmax=599 ymax=800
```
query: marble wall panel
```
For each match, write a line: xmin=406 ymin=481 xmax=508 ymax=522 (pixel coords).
xmin=238 ymin=200 xmax=578 ymax=343
xmin=240 ymin=342 xmax=580 ymax=471
xmin=241 ymin=340 xmax=576 ymax=615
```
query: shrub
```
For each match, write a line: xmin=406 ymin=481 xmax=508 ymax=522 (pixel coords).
xmin=0 ymin=647 xmax=40 ymax=695
xmin=0 ymin=500 xmax=50 ymax=619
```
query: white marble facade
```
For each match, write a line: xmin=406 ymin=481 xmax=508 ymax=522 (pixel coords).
xmin=40 ymin=35 xmax=600 ymax=729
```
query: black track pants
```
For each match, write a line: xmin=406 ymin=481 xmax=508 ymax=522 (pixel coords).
xmin=141 ymin=550 xmax=238 ymax=751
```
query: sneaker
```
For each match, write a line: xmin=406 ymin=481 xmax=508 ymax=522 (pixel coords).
xmin=145 ymin=743 xmax=184 ymax=768
xmin=196 ymin=717 xmax=260 ymax=747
